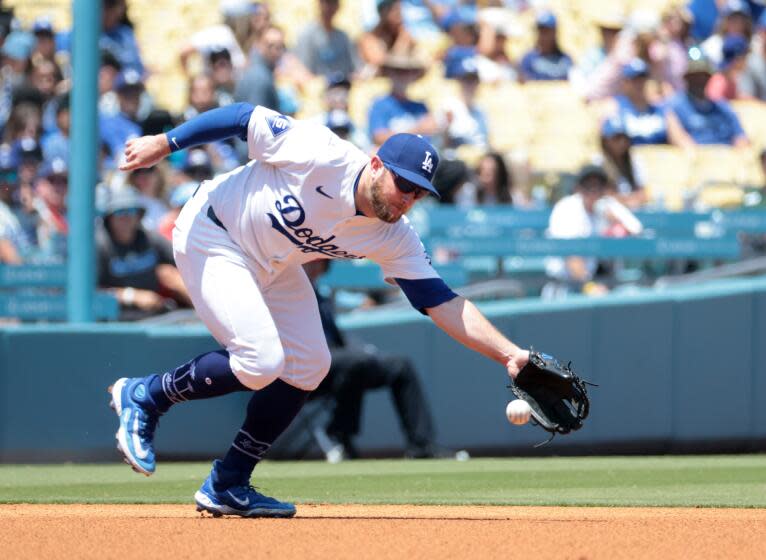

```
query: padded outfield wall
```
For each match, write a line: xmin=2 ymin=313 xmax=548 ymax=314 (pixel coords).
xmin=1 ymin=277 xmax=765 ymax=461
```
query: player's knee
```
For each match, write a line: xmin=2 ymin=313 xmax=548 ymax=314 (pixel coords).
xmin=317 ymin=345 xmax=332 ymax=379
xmin=230 ymin=345 xmax=286 ymax=386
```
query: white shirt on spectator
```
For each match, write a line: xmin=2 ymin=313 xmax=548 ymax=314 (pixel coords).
xmin=545 ymin=193 xmax=599 ymax=282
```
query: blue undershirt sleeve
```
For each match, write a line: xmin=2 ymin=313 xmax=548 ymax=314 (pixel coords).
xmin=164 ymin=102 xmax=255 ymax=152
xmin=395 ymin=277 xmax=459 ymax=315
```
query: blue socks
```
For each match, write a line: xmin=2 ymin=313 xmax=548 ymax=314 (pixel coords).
xmin=214 ymin=379 xmax=310 ymax=490
xmin=140 ymin=350 xmax=310 ymax=489
xmin=144 ymin=350 xmax=249 ymax=414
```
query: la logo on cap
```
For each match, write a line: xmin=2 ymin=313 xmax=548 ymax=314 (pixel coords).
xmin=421 ymin=151 xmax=434 ymax=174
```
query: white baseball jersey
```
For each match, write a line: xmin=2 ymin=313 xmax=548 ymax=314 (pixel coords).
xmin=205 ymin=105 xmax=439 ymax=288
xmin=172 ymin=106 xmax=447 ymax=391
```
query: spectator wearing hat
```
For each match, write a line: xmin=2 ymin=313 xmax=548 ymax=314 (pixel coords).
xmin=180 ymin=148 xmax=215 ymax=185
xmin=519 ymin=11 xmax=573 ymax=81
xmin=31 ymin=16 xmax=58 ymax=67
xmin=99 ymin=69 xmax=145 ymax=165
xmin=97 ymin=185 xmax=190 ymax=320
xmin=599 ymin=116 xmax=647 ymax=209
xmin=607 ymin=58 xmax=668 ymax=146
xmin=440 ymin=6 xmax=479 ymax=52
xmin=706 ymin=33 xmax=750 ymax=99
xmin=294 ymin=0 xmax=357 ymax=80
xmin=32 ymin=157 xmax=68 ymax=263
xmin=739 ymin=10 xmax=766 ymax=100
xmin=436 ymin=52 xmax=488 ymax=150
xmin=358 ymin=0 xmax=418 ymax=75
xmin=367 ymin=53 xmax=439 ymax=146
xmin=701 ymin=0 xmax=753 ymax=67
xmin=665 ymin=47 xmax=749 ymax=148
xmin=13 ymin=137 xmax=44 ymax=198
xmin=543 ymin=165 xmax=643 ymax=298
xmin=97 ymin=50 xmax=123 ymax=118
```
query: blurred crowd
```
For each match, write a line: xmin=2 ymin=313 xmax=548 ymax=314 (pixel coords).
xmin=1 ymin=0 xmax=766 ymax=315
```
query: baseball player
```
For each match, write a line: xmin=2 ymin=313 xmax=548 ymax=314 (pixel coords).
xmin=109 ymin=102 xmax=531 ymax=518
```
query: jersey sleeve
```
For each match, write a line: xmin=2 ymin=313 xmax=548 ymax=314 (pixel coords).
xmin=369 ymin=219 xmax=458 ymax=313
xmin=247 ymin=105 xmax=329 ymax=167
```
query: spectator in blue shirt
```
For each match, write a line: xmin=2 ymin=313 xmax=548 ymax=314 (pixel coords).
xmin=665 ymin=47 xmax=749 ymax=147
xmin=99 ymin=69 xmax=144 ymax=167
xmin=519 ymin=11 xmax=573 ymax=81
xmin=610 ymin=58 xmax=668 ymax=145
xmin=367 ymin=53 xmax=440 ymax=145
xmin=99 ymin=0 xmax=145 ymax=76
xmin=41 ymin=94 xmax=69 ymax=162
xmin=437 ymin=51 xmax=488 ymax=149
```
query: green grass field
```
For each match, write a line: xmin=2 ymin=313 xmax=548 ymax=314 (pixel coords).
xmin=1 ymin=455 xmax=765 ymax=508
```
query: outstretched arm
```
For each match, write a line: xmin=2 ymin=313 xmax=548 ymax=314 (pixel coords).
xmin=426 ymin=296 xmax=529 ymax=379
xmin=120 ymin=102 xmax=255 ymax=171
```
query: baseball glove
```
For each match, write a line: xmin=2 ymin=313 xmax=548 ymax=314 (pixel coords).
xmin=509 ymin=350 xmax=595 ymax=446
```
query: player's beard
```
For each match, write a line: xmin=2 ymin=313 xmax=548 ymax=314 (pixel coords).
xmin=370 ymin=177 xmax=401 ymax=223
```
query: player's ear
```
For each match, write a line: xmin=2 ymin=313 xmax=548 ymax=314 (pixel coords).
xmin=370 ymin=155 xmax=386 ymax=179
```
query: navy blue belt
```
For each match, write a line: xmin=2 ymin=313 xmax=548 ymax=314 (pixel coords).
xmin=207 ymin=206 xmax=227 ymax=231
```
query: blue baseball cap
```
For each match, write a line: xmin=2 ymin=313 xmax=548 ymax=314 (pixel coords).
xmin=38 ymin=157 xmax=68 ymax=179
xmin=114 ymin=69 xmax=144 ymax=92
xmin=536 ymin=11 xmax=557 ymax=28
xmin=440 ymin=6 xmax=477 ymax=31
xmin=622 ymin=58 xmax=649 ymax=79
xmin=33 ymin=16 xmax=54 ymax=35
xmin=1 ymin=31 xmax=34 ymax=61
xmin=721 ymin=0 xmax=751 ymax=17
xmin=377 ymin=134 xmax=440 ymax=197
xmin=720 ymin=34 xmax=749 ymax=69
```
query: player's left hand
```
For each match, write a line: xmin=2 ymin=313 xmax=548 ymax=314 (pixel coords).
xmin=505 ymin=349 xmax=530 ymax=379
xmin=120 ymin=134 xmax=171 ymax=171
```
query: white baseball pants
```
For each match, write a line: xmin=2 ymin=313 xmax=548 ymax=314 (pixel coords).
xmin=171 ymin=184 xmax=331 ymax=391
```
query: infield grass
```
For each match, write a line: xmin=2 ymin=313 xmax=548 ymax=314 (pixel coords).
xmin=1 ymin=455 xmax=765 ymax=508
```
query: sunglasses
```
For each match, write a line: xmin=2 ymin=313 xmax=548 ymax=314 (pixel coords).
xmin=389 ymin=168 xmax=429 ymax=200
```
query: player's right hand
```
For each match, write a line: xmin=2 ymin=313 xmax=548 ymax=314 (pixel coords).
xmin=119 ymin=134 xmax=172 ymax=171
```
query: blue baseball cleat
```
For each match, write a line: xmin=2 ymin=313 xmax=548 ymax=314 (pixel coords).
xmin=194 ymin=461 xmax=296 ymax=518
xmin=108 ymin=377 xmax=158 ymax=476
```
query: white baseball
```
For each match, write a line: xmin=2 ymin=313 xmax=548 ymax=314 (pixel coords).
xmin=506 ymin=399 xmax=531 ymax=425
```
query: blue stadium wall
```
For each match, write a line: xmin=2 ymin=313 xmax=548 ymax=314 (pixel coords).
xmin=1 ymin=277 xmax=766 ymax=462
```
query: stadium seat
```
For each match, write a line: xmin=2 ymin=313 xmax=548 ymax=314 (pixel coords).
xmin=630 ymin=145 xmax=692 ymax=210
xmin=731 ymin=100 xmax=766 ymax=148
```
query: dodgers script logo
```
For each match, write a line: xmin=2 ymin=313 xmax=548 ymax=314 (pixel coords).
xmin=266 ymin=112 xmax=292 ymax=137
xmin=267 ymin=194 xmax=365 ymax=259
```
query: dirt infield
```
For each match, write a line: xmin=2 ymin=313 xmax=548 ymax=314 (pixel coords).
xmin=1 ymin=504 xmax=765 ymax=559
